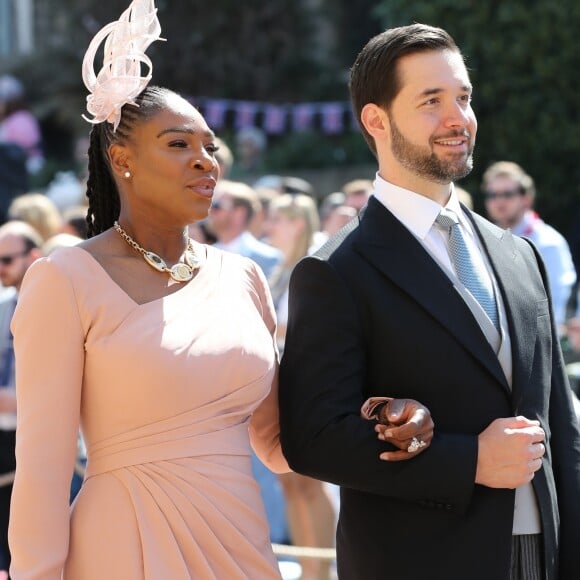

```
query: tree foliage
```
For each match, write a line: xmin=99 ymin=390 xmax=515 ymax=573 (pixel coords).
xmin=155 ymin=0 xmax=335 ymax=100
xmin=2 ymin=0 xmax=344 ymax=173
xmin=372 ymin=0 xmax=580 ymax=232
xmin=7 ymin=0 xmax=335 ymax=123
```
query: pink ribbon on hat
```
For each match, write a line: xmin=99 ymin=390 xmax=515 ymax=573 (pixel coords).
xmin=81 ymin=0 xmax=165 ymax=131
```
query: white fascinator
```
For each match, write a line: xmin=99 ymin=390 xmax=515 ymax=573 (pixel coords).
xmin=82 ymin=0 xmax=165 ymax=131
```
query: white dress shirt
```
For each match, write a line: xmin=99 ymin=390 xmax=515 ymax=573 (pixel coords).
xmin=372 ymin=174 xmax=541 ymax=534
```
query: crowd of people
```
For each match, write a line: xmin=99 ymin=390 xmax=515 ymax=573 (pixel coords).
xmin=0 ymin=2 xmax=579 ymax=579
xmin=1 ymin=123 xmax=579 ymax=580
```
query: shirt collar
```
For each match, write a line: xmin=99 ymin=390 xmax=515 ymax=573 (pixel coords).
xmin=373 ymin=173 xmax=471 ymax=239
xmin=215 ymin=232 xmax=244 ymax=253
xmin=511 ymin=210 xmax=540 ymax=237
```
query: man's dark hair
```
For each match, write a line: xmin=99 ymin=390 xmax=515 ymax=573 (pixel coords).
xmin=349 ymin=24 xmax=461 ymax=156
xmin=85 ymin=85 xmax=174 ymax=237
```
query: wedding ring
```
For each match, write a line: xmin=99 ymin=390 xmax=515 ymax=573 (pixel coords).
xmin=407 ymin=437 xmax=426 ymax=453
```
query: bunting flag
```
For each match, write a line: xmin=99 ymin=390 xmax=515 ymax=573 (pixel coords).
xmin=292 ymin=103 xmax=316 ymax=132
xmin=234 ymin=101 xmax=259 ymax=130
xmin=263 ymin=104 xmax=287 ymax=135
xmin=193 ymin=97 xmax=356 ymax=135
xmin=204 ymin=99 xmax=228 ymax=130
xmin=320 ymin=103 xmax=344 ymax=135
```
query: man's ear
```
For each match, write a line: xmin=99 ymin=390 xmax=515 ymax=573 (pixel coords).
xmin=108 ymin=143 xmax=132 ymax=179
xmin=360 ymin=104 xmax=390 ymax=141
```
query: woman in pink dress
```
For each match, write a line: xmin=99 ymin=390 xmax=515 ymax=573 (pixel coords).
xmin=7 ymin=2 xmax=434 ymax=578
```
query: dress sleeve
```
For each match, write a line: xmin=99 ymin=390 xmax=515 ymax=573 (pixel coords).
xmin=9 ymin=258 xmax=85 ymax=580
xmin=247 ymin=261 xmax=290 ymax=474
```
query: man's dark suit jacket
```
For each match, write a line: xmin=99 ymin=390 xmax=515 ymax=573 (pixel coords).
xmin=279 ymin=196 xmax=580 ymax=580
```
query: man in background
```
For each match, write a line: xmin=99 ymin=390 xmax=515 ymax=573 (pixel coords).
xmin=208 ymin=179 xmax=282 ymax=278
xmin=482 ymin=161 xmax=576 ymax=330
xmin=341 ymin=178 xmax=373 ymax=213
xmin=0 ymin=221 xmax=42 ymax=573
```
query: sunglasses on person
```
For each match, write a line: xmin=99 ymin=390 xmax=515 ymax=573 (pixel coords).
xmin=0 ymin=250 xmax=31 ymax=266
xmin=211 ymin=199 xmax=234 ymax=211
xmin=483 ymin=189 xmax=523 ymax=201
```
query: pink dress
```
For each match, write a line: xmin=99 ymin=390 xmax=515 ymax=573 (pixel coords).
xmin=9 ymin=245 xmax=287 ymax=579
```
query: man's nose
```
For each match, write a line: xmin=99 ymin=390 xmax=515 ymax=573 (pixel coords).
xmin=443 ymin=101 xmax=472 ymax=129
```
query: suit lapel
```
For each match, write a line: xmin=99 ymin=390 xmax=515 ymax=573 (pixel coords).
xmin=468 ymin=213 xmax=538 ymax=397
xmin=353 ymin=198 xmax=509 ymax=391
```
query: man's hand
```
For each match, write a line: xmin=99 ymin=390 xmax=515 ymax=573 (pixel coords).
xmin=375 ymin=399 xmax=434 ymax=461
xmin=475 ymin=416 xmax=545 ymax=488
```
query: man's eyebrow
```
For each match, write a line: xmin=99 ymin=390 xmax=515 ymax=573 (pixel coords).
xmin=415 ymin=88 xmax=443 ymax=101
xmin=415 ymin=85 xmax=472 ymax=100
xmin=157 ymin=127 xmax=216 ymax=138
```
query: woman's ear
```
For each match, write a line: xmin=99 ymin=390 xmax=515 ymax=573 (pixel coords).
xmin=360 ymin=104 xmax=390 ymax=141
xmin=108 ymin=143 xmax=132 ymax=180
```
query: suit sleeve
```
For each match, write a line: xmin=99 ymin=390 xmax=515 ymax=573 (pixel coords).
xmin=523 ymin=239 xmax=580 ymax=579
xmin=247 ymin=260 xmax=290 ymax=474
xmin=9 ymin=258 xmax=85 ymax=580
xmin=279 ymin=256 xmax=477 ymax=511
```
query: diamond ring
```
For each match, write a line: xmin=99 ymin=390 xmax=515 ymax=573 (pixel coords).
xmin=407 ymin=437 xmax=426 ymax=453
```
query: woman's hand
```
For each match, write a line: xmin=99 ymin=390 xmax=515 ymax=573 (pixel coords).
xmin=374 ymin=399 xmax=434 ymax=461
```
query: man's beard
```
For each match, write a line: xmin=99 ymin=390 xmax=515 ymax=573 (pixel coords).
xmin=390 ymin=119 xmax=474 ymax=184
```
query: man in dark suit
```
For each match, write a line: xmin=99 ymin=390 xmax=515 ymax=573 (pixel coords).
xmin=279 ymin=24 xmax=580 ymax=580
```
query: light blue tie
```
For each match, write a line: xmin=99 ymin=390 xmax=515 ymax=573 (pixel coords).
xmin=436 ymin=209 xmax=499 ymax=331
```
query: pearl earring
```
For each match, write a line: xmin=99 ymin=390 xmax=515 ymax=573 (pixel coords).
xmin=124 ymin=171 xmax=131 ymax=179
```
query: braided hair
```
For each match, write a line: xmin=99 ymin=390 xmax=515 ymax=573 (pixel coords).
xmin=85 ymin=85 xmax=174 ymax=238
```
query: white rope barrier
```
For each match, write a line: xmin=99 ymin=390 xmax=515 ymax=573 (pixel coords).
xmin=272 ymin=543 xmax=336 ymax=561
xmin=0 ymin=471 xmax=14 ymax=488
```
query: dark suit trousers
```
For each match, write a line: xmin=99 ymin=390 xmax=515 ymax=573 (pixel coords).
xmin=0 ymin=429 xmax=16 ymax=570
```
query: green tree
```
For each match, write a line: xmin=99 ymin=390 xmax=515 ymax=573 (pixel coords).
xmin=9 ymin=0 xmax=337 ymax=120
xmin=154 ymin=0 xmax=336 ymax=100
xmin=372 ymin=0 xmax=580 ymax=234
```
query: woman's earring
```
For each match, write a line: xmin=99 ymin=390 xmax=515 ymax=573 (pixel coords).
xmin=124 ymin=171 xmax=131 ymax=179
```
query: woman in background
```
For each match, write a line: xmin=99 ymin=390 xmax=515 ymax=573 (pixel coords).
xmin=7 ymin=193 xmax=63 ymax=242
xmin=266 ymin=193 xmax=336 ymax=580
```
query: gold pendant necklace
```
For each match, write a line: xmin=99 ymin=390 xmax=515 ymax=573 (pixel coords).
xmin=114 ymin=221 xmax=200 ymax=283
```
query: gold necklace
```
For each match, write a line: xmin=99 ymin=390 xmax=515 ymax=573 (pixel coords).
xmin=113 ymin=221 xmax=200 ymax=283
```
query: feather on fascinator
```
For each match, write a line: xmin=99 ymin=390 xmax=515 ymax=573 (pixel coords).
xmin=82 ymin=0 xmax=165 ymax=131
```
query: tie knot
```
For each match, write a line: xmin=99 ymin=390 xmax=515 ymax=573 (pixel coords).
xmin=435 ymin=209 xmax=459 ymax=230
